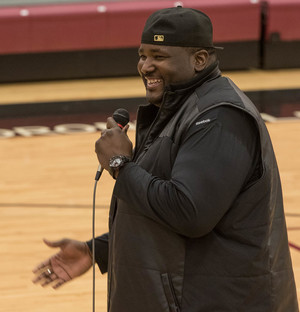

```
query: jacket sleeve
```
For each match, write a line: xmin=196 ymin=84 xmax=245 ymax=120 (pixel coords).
xmin=86 ymin=233 xmax=109 ymax=274
xmin=113 ymin=107 xmax=260 ymax=238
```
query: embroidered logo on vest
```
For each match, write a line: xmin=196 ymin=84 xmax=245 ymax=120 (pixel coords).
xmin=196 ymin=119 xmax=211 ymax=125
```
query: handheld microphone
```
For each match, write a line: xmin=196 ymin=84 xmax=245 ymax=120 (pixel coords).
xmin=95 ymin=108 xmax=130 ymax=181
xmin=113 ymin=108 xmax=130 ymax=129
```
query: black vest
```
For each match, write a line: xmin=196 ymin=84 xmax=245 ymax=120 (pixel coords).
xmin=107 ymin=72 xmax=298 ymax=311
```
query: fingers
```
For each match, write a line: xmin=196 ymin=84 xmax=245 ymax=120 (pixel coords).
xmin=32 ymin=259 xmax=51 ymax=274
xmin=32 ymin=238 xmax=75 ymax=290
xmin=32 ymin=268 xmax=54 ymax=284
xmin=32 ymin=265 xmax=67 ymax=289
xmin=32 ymin=265 xmax=60 ymax=286
xmin=106 ymin=117 xmax=118 ymax=129
xmin=101 ymin=122 xmax=129 ymax=138
xmin=43 ymin=238 xmax=68 ymax=248
xmin=52 ymin=278 xmax=66 ymax=289
xmin=40 ymin=272 xmax=63 ymax=288
xmin=32 ymin=239 xmax=67 ymax=288
xmin=122 ymin=124 xmax=130 ymax=134
xmin=107 ymin=117 xmax=130 ymax=131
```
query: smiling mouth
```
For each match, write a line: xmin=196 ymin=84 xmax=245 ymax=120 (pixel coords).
xmin=145 ymin=78 xmax=163 ymax=89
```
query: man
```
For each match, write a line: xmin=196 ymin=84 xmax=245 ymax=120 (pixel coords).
xmin=33 ymin=7 xmax=299 ymax=311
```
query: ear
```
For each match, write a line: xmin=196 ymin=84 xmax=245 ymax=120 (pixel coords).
xmin=194 ymin=50 xmax=209 ymax=72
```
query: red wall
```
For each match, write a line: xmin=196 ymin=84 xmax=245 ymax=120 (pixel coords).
xmin=0 ymin=0 xmax=261 ymax=54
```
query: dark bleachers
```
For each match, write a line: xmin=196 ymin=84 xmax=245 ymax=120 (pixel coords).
xmin=0 ymin=0 xmax=299 ymax=82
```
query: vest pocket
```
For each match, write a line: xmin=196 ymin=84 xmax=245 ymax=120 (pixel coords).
xmin=161 ymin=273 xmax=181 ymax=312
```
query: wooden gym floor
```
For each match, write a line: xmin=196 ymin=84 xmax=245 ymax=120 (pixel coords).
xmin=0 ymin=69 xmax=300 ymax=311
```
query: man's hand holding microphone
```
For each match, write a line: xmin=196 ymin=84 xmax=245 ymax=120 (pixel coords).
xmin=95 ymin=109 xmax=132 ymax=180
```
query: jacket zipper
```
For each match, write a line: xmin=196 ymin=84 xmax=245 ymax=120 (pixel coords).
xmin=133 ymin=94 xmax=167 ymax=162
xmin=161 ymin=273 xmax=181 ymax=312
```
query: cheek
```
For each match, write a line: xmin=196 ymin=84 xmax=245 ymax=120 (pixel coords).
xmin=180 ymin=67 xmax=196 ymax=81
xmin=137 ymin=60 xmax=154 ymax=83
xmin=179 ymin=59 xmax=196 ymax=76
xmin=166 ymin=59 xmax=196 ymax=83
xmin=167 ymin=67 xmax=195 ymax=84
xmin=137 ymin=60 xmax=143 ymax=76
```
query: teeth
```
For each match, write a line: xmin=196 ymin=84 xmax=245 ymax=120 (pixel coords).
xmin=147 ymin=78 xmax=162 ymax=84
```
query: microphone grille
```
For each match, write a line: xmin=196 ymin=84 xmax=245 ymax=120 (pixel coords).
xmin=113 ymin=108 xmax=130 ymax=127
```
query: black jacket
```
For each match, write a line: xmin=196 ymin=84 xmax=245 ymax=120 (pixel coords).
xmin=90 ymin=64 xmax=298 ymax=311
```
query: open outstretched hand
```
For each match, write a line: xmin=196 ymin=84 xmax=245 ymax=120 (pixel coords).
xmin=32 ymin=238 xmax=92 ymax=289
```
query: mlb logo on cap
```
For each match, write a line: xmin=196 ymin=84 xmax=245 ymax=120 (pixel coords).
xmin=154 ymin=35 xmax=164 ymax=42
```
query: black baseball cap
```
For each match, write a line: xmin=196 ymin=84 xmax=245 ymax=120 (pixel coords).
xmin=141 ymin=6 xmax=223 ymax=50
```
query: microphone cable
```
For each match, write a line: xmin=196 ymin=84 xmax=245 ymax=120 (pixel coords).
xmin=92 ymin=165 xmax=103 ymax=312
xmin=91 ymin=108 xmax=129 ymax=312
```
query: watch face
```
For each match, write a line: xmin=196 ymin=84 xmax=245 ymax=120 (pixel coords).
xmin=111 ymin=158 xmax=122 ymax=168
xmin=109 ymin=155 xmax=130 ymax=171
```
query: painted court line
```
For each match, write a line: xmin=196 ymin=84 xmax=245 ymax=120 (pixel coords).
xmin=289 ymin=242 xmax=300 ymax=252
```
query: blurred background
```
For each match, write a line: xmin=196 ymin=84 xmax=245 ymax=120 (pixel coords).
xmin=0 ymin=0 xmax=299 ymax=311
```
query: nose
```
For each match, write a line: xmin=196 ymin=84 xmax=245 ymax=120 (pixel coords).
xmin=138 ymin=57 xmax=155 ymax=75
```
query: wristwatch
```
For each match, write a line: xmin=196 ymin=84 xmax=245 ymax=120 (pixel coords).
xmin=109 ymin=155 xmax=131 ymax=179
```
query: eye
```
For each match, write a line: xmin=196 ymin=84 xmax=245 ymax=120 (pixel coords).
xmin=139 ymin=54 xmax=146 ymax=61
xmin=154 ymin=55 xmax=166 ymax=60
